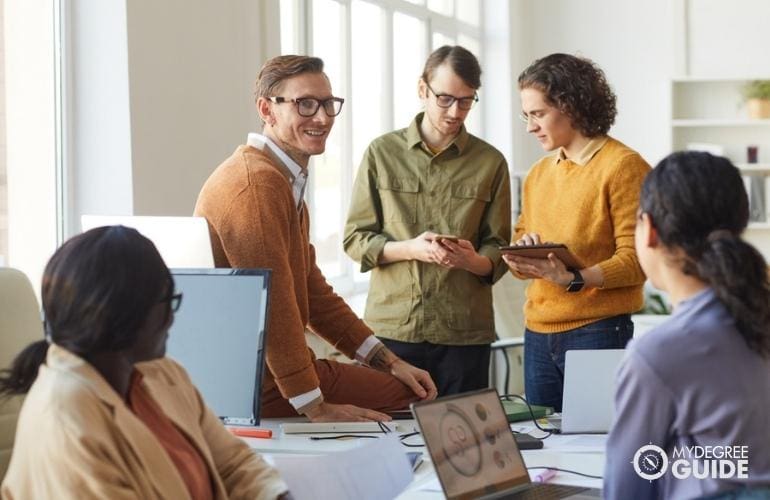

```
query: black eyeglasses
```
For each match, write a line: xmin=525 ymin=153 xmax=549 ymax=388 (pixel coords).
xmin=160 ymin=291 xmax=183 ymax=313
xmin=268 ymin=96 xmax=345 ymax=117
xmin=425 ymin=82 xmax=478 ymax=110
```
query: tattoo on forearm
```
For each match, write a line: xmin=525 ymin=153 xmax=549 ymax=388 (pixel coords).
xmin=369 ymin=345 xmax=397 ymax=371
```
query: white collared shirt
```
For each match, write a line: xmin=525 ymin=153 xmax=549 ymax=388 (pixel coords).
xmin=247 ymin=133 xmax=308 ymax=211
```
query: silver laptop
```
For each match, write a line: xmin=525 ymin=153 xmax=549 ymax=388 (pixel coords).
xmin=166 ymin=269 xmax=270 ymax=425
xmin=412 ymin=389 xmax=600 ymax=499
xmin=556 ymin=349 xmax=626 ymax=434
xmin=81 ymin=215 xmax=214 ymax=268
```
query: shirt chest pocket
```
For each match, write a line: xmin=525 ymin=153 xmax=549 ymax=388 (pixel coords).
xmin=377 ymin=176 xmax=420 ymax=223
xmin=449 ymin=182 xmax=491 ymax=232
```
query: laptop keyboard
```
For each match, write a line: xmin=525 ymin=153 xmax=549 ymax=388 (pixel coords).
xmin=501 ymin=484 xmax=590 ymax=499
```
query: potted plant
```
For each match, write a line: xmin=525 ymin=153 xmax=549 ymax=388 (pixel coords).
xmin=742 ymin=80 xmax=770 ymax=119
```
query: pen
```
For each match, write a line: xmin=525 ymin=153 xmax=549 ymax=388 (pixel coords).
xmin=228 ymin=427 xmax=273 ymax=439
xmin=533 ymin=469 xmax=557 ymax=483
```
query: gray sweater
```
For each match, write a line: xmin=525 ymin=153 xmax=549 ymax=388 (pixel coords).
xmin=604 ymin=288 xmax=770 ymax=499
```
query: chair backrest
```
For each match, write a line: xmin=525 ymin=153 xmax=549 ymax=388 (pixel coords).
xmin=0 ymin=268 xmax=44 ymax=481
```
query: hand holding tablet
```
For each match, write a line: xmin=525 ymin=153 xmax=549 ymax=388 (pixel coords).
xmin=499 ymin=243 xmax=583 ymax=270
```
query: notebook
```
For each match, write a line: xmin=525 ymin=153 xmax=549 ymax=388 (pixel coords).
xmin=501 ymin=400 xmax=553 ymax=423
xmin=553 ymin=349 xmax=626 ymax=434
xmin=81 ymin=215 xmax=215 ymax=268
xmin=166 ymin=268 xmax=270 ymax=425
xmin=412 ymin=389 xmax=601 ymax=499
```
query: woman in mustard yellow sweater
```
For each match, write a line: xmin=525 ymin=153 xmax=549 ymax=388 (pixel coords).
xmin=505 ymin=53 xmax=651 ymax=411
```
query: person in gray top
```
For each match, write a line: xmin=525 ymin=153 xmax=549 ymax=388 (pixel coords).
xmin=604 ymin=151 xmax=770 ymax=500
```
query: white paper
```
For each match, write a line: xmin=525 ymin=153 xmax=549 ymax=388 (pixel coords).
xmin=272 ymin=435 xmax=412 ymax=500
xmin=418 ymin=477 xmax=444 ymax=492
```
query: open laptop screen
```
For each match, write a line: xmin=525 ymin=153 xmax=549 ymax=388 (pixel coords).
xmin=166 ymin=269 xmax=270 ymax=425
xmin=412 ymin=389 xmax=530 ymax=499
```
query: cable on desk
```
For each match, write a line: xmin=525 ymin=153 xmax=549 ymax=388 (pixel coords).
xmin=309 ymin=434 xmax=379 ymax=440
xmin=398 ymin=430 xmax=425 ymax=448
xmin=499 ymin=393 xmax=557 ymax=438
xmin=526 ymin=466 xmax=603 ymax=480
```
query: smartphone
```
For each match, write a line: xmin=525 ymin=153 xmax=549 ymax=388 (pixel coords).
xmin=433 ymin=234 xmax=459 ymax=244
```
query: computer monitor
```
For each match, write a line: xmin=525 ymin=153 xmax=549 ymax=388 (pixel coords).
xmin=81 ymin=215 xmax=215 ymax=268
xmin=166 ymin=268 xmax=270 ymax=425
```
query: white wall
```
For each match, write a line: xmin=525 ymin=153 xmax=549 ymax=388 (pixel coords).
xmin=126 ymin=0 xmax=280 ymax=216
xmin=67 ymin=0 xmax=134 ymax=230
xmin=686 ymin=0 xmax=770 ymax=77
xmin=4 ymin=0 xmax=58 ymax=293
xmin=66 ymin=0 xmax=280 ymax=235
xmin=507 ymin=0 xmax=675 ymax=172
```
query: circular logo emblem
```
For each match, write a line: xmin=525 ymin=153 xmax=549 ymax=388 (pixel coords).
xmin=633 ymin=444 xmax=669 ymax=481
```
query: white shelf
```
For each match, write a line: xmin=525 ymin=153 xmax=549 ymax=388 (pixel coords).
xmin=747 ymin=222 xmax=770 ymax=230
xmin=735 ymin=163 xmax=770 ymax=172
xmin=672 ymin=119 xmax=770 ymax=127
xmin=672 ymin=76 xmax=770 ymax=83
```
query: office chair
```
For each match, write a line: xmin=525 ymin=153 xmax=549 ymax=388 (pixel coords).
xmin=0 ymin=268 xmax=44 ymax=480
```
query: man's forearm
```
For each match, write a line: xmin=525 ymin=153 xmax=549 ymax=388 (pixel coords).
xmin=464 ymin=254 xmax=493 ymax=277
xmin=378 ymin=240 xmax=413 ymax=265
xmin=365 ymin=343 xmax=399 ymax=372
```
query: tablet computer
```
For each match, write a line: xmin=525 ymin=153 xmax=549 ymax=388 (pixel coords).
xmin=499 ymin=243 xmax=583 ymax=270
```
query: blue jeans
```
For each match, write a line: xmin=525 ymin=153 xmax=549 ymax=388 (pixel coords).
xmin=524 ymin=315 xmax=633 ymax=412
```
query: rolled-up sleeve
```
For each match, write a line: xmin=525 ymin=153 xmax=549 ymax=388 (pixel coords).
xmin=344 ymin=146 xmax=389 ymax=273
xmin=476 ymin=158 xmax=512 ymax=284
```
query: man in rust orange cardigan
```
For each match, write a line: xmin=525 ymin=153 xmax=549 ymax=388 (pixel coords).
xmin=195 ymin=55 xmax=437 ymax=422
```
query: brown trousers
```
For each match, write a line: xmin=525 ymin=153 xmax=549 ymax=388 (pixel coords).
xmin=260 ymin=358 xmax=419 ymax=418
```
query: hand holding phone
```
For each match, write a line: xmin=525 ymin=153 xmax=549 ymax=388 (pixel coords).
xmin=433 ymin=234 xmax=459 ymax=246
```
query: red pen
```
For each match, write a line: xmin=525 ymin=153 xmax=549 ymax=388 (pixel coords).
xmin=533 ymin=469 xmax=557 ymax=483
xmin=228 ymin=427 xmax=273 ymax=439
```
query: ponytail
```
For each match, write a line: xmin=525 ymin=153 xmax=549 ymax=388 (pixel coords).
xmin=696 ymin=232 xmax=770 ymax=356
xmin=0 ymin=340 xmax=50 ymax=397
xmin=641 ymin=151 xmax=770 ymax=358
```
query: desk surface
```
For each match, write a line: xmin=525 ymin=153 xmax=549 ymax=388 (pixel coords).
xmin=247 ymin=418 xmax=605 ymax=498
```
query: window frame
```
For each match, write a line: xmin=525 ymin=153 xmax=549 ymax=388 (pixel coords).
xmin=281 ymin=0 xmax=484 ymax=297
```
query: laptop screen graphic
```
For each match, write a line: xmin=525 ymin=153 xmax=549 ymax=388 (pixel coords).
xmin=413 ymin=389 xmax=530 ymax=499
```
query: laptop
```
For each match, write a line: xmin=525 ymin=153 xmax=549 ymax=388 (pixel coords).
xmin=553 ymin=349 xmax=626 ymax=434
xmin=412 ymin=389 xmax=600 ymax=499
xmin=81 ymin=215 xmax=215 ymax=268
xmin=166 ymin=268 xmax=270 ymax=425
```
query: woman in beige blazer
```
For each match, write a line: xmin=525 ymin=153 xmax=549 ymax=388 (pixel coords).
xmin=0 ymin=226 xmax=289 ymax=500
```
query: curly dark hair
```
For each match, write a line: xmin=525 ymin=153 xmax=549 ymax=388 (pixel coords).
xmin=518 ymin=53 xmax=617 ymax=137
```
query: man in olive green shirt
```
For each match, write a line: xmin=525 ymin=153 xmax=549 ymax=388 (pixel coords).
xmin=344 ymin=46 xmax=511 ymax=395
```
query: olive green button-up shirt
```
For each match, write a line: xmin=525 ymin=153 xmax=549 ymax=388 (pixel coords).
xmin=343 ymin=113 xmax=511 ymax=345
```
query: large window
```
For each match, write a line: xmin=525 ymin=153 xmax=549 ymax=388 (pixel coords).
xmin=280 ymin=0 xmax=483 ymax=296
xmin=0 ymin=0 xmax=7 ymax=266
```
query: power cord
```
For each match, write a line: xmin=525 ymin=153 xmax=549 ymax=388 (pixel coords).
xmin=499 ymin=393 xmax=559 ymax=438
xmin=526 ymin=466 xmax=603 ymax=480
xmin=309 ymin=422 xmax=425 ymax=447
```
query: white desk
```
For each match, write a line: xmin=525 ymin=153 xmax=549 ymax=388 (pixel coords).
xmin=245 ymin=418 xmax=605 ymax=499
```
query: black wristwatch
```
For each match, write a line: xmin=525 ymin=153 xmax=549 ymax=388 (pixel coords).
xmin=565 ymin=269 xmax=585 ymax=292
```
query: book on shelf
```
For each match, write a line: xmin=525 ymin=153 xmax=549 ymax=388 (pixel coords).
xmin=743 ymin=175 xmax=766 ymax=223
